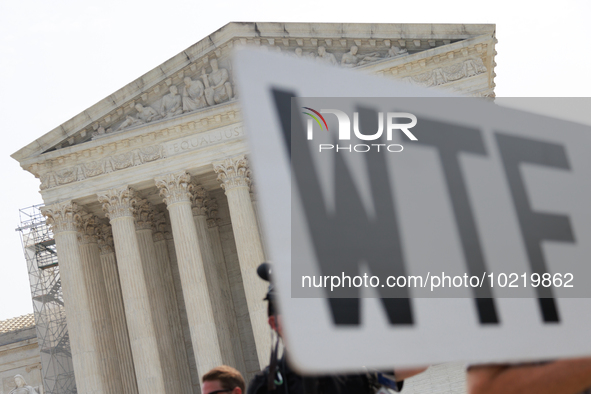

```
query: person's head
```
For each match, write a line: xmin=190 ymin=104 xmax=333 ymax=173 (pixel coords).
xmin=210 ymin=58 xmax=219 ymax=70
xmin=295 ymin=47 xmax=302 ymax=56
xmin=170 ymin=85 xmax=178 ymax=95
xmin=351 ymin=45 xmax=358 ymax=55
xmin=14 ymin=375 xmax=25 ymax=387
xmin=202 ymin=366 xmax=245 ymax=394
xmin=135 ymin=103 xmax=143 ymax=112
xmin=318 ymin=46 xmax=326 ymax=56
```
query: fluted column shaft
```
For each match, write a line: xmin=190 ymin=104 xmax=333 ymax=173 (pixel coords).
xmin=214 ymin=156 xmax=269 ymax=367
xmin=136 ymin=225 xmax=182 ymax=394
xmin=42 ymin=202 xmax=105 ymax=394
xmin=77 ymin=216 xmax=123 ymax=394
xmin=164 ymin=231 xmax=201 ymax=393
xmin=98 ymin=233 xmax=138 ymax=394
xmin=152 ymin=227 xmax=193 ymax=394
xmin=155 ymin=172 xmax=223 ymax=380
xmin=191 ymin=187 xmax=244 ymax=373
xmin=207 ymin=218 xmax=259 ymax=380
xmin=97 ymin=187 xmax=166 ymax=394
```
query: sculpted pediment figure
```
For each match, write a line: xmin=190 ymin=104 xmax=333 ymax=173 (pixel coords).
xmin=116 ymin=115 xmax=143 ymax=131
xmin=356 ymin=50 xmax=383 ymax=66
xmin=340 ymin=45 xmax=359 ymax=68
xmin=135 ymin=103 xmax=161 ymax=123
xmin=160 ymin=85 xmax=183 ymax=118
xmin=203 ymin=58 xmax=233 ymax=106
xmin=316 ymin=46 xmax=337 ymax=66
xmin=387 ymin=45 xmax=408 ymax=58
xmin=9 ymin=375 xmax=38 ymax=394
xmin=182 ymin=76 xmax=207 ymax=112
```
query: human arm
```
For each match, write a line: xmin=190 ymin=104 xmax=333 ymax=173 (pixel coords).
xmin=468 ymin=358 xmax=591 ymax=394
xmin=395 ymin=367 xmax=427 ymax=381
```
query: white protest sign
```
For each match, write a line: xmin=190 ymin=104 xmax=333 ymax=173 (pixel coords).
xmin=233 ymin=49 xmax=591 ymax=373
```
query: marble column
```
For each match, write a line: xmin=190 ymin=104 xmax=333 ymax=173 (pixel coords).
xmin=97 ymin=187 xmax=167 ymax=394
xmin=151 ymin=212 xmax=193 ymax=394
xmin=97 ymin=223 xmax=138 ymax=394
xmin=155 ymin=172 xmax=222 ymax=379
xmin=213 ymin=155 xmax=269 ymax=367
xmin=163 ymin=226 xmax=201 ymax=392
xmin=206 ymin=205 xmax=260 ymax=380
xmin=41 ymin=202 xmax=111 ymax=394
xmin=133 ymin=199 xmax=182 ymax=394
xmin=76 ymin=215 xmax=123 ymax=394
xmin=191 ymin=185 xmax=244 ymax=372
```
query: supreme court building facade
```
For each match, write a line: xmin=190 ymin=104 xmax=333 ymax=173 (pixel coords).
xmin=12 ymin=22 xmax=497 ymax=394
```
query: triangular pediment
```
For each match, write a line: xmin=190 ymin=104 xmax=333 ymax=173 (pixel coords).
xmin=12 ymin=22 xmax=496 ymax=166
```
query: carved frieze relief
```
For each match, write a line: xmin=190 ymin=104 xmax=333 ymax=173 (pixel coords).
xmin=28 ymin=110 xmax=242 ymax=190
xmin=37 ymin=145 xmax=167 ymax=190
xmin=399 ymin=57 xmax=487 ymax=88
xmin=35 ymin=123 xmax=244 ymax=190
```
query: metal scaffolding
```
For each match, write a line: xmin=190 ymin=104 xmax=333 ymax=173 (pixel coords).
xmin=16 ymin=204 xmax=77 ymax=394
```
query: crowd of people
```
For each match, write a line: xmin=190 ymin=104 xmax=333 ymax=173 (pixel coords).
xmin=198 ymin=264 xmax=591 ymax=394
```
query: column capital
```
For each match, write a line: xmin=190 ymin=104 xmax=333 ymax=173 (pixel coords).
xmin=151 ymin=211 xmax=169 ymax=242
xmin=164 ymin=231 xmax=174 ymax=241
xmin=77 ymin=214 xmax=101 ymax=244
xmin=155 ymin=172 xmax=193 ymax=206
xmin=97 ymin=186 xmax=138 ymax=220
xmin=97 ymin=222 xmax=115 ymax=255
xmin=133 ymin=198 xmax=156 ymax=231
xmin=190 ymin=184 xmax=215 ymax=217
xmin=206 ymin=199 xmax=221 ymax=228
xmin=207 ymin=218 xmax=222 ymax=228
xmin=213 ymin=155 xmax=251 ymax=192
xmin=41 ymin=201 xmax=85 ymax=234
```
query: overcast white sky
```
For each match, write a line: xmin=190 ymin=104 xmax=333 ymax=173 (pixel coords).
xmin=0 ymin=0 xmax=590 ymax=321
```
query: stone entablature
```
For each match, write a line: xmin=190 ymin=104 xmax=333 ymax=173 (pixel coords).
xmin=11 ymin=22 xmax=496 ymax=163
xmin=24 ymin=103 xmax=242 ymax=192
xmin=18 ymin=36 xmax=497 ymax=197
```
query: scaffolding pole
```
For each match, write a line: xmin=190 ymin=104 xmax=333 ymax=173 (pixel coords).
xmin=17 ymin=204 xmax=77 ymax=394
